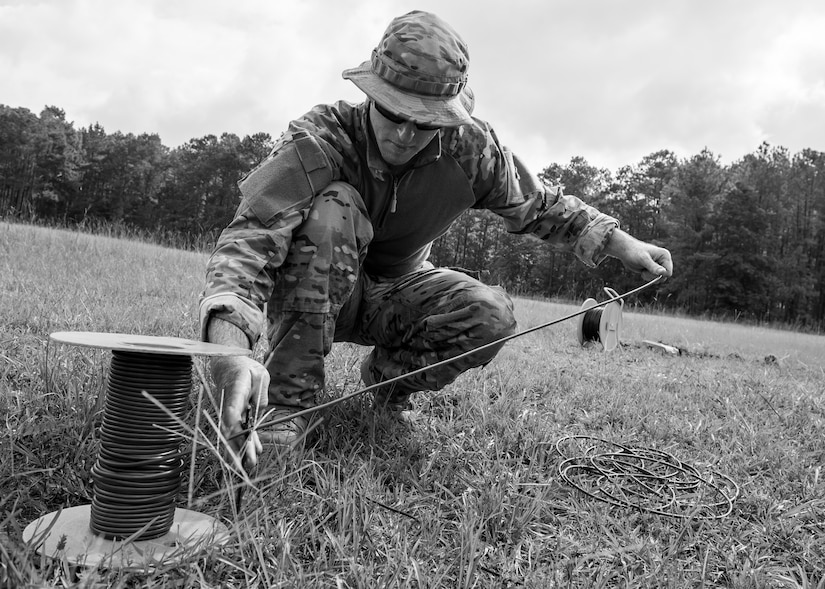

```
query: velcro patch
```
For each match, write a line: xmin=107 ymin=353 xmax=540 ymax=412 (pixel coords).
xmin=238 ymin=131 xmax=335 ymax=225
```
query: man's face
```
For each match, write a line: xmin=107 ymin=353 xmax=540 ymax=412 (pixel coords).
xmin=369 ymin=101 xmax=441 ymax=166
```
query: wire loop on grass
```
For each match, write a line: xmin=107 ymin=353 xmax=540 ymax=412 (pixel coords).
xmin=555 ymin=435 xmax=739 ymax=519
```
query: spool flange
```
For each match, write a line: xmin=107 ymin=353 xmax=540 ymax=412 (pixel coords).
xmin=23 ymin=505 xmax=229 ymax=570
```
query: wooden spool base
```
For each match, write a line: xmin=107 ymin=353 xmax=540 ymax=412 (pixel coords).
xmin=23 ymin=505 xmax=229 ymax=570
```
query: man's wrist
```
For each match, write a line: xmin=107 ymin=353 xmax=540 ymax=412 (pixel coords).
xmin=602 ymin=228 xmax=635 ymax=259
xmin=207 ymin=316 xmax=251 ymax=350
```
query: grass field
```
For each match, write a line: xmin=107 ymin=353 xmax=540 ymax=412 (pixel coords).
xmin=2 ymin=221 xmax=824 ymax=588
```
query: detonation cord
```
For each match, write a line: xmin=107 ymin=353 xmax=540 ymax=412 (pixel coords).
xmin=236 ymin=275 xmax=665 ymax=439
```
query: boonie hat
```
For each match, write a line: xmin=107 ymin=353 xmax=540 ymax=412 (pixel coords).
xmin=342 ymin=10 xmax=473 ymax=127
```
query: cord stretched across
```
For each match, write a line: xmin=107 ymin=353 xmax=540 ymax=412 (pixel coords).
xmin=234 ymin=275 xmax=665 ymax=440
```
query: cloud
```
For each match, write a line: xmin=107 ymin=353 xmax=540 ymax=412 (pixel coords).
xmin=2 ymin=0 xmax=825 ymax=172
xmin=446 ymin=0 xmax=825 ymax=169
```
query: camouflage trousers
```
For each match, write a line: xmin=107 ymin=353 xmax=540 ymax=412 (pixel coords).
xmin=265 ymin=182 xmax=517 ymax=407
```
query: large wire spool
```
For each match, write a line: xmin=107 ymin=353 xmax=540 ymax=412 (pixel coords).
xmin=24 ymin=332 xmax=250 ymax=568
xmin=577 ymin=287 xmax=624 ymax=352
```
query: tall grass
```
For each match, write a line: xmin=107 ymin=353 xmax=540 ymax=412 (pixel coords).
xmin=2 ymin=221 xmax=824 ymax=588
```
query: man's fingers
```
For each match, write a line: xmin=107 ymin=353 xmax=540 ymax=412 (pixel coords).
xmin=251 ymin=368 xmax=270 ymax=410
xmin=661 ymin=256 xmax=674 ymax=277
xmin=642 ymin=269 xmax=666 ymax=282
xmin=222 ymin=421 xmax=245 ymax=455
xmin=221 ymin=420 xmax=255 ymax=470
xmin=220 ymin=372 xmax=251 ymax=429
xmin=213 ymin=357 xmax=269 ymax=470
xmin=642 ymin=263 xmax=669 ymax=282
xmin=242 ymin=431 xmax=261 ymax=469
xmin=638 ymin=246 xmax=672 ymax=280
xmin=651 ymin=247 xmax=673 ymax=276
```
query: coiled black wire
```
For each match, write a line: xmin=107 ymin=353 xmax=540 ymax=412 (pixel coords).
xmin=580 ymin=308 xmax=604 ymax=343
xmin=555 ymin=435 xmax=739 ymax=519
xmin=90 ymin=351 xmax=190 ymax=540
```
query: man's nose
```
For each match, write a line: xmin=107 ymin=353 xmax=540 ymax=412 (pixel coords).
xmin=395 ymin=121 xmax=417 ymax=141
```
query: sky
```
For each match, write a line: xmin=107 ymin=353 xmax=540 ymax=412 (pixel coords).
xmin=2 ymin=0 xmax=825 ymax=173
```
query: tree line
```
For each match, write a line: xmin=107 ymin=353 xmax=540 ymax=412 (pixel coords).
xmin=0 ymin=105 xmax=273 ymax=241
xmin=2 ymin=104 xmax=824 ymax=330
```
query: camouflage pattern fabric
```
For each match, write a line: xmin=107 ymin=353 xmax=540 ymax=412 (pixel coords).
xmin=342 ymin=10 xmax=473 ymax=127
xmin=351 ymin=265 xmax=516 ymax=397
xmin=262 ymin=182 xmax=371 ymax=405
xmin=260 ymin=181 xmax=516 ymax=407
xmin=201 ymin=100 xmax=619 ymax=403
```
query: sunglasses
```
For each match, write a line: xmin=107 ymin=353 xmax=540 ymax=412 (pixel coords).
xmin=373 ymin=101 xmax=441 ymax=132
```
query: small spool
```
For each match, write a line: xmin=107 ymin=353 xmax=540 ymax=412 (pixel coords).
xmin=23 ymin=332 xmax=250 ymax=570
xmin=577 ymin=287 xmax=624 ymax=352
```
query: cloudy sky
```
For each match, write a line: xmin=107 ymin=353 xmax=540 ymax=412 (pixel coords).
xmin=2 ymin=0 xmax=824 ymax=173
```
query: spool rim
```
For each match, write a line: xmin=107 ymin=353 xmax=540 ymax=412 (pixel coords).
xmin=577 ymin=298 xmax=599 ymax=346
xmin=599 ymin=301 xmax=622 ymax=352
xmin=50 ymin=331 xmax=250 ymax=357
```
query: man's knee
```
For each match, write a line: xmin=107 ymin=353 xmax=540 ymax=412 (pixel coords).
xmin=276 ymin=182 xmax=372 ymax=313
xmin=290 ymin=180 xmax=373 ymax=275
xmin=468 ymin=284 xmax=517 ymax=340
xmin=306 ymin=181 xmax=371 ymax=239
xmin=444 ymin=283 xmax=516 ymax=372
xmin=442 ymin=283 xmax=516 ymax=369
xmin=419 ymin=272 xmax=517 ymax=345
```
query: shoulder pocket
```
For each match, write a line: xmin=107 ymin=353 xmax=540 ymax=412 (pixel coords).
xmin=238 ymin=131 xmax=335 ymax=225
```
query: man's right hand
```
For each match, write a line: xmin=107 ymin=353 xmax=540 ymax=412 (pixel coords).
xmin=205 ymin=317 xmax=269 ymax=469
xmin=211 ymin=355 xmax=269 ymax=469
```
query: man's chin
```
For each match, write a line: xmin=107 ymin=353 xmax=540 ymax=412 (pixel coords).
xmin=379 ymin=145 xmax=416 ymax=166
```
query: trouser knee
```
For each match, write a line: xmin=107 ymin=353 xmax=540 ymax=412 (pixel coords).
xmin=264 ymin=182 xmax=373 ymax=406
xmin=273 ymin=181 xmax=373 ymax=314
xmin=462 ymin=284 xmax=517 ymax=363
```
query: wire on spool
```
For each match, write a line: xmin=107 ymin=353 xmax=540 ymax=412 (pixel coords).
xmin=90 ymin=350 xmax=191 ymax=540
xmin=577 ymin=287 xmax=623 ymax=352
xmin=580 ymin=307 xmax=604 ymax=342
xmin=24 ymin=332 xmax=251 ymax=569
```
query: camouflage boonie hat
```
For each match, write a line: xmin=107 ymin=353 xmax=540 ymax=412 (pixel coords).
xmin=342 ymin=10 xmax=473 ymax=127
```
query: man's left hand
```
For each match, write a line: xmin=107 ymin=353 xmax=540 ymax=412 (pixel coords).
xmin=603 ymin=228 xmax=673 ymax=281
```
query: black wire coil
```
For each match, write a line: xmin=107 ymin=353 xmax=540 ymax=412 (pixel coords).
xmin=555 ymin=435 xmax=739 ymax=519
xmin=90 ymin=350 xmax=191 ymax=540
xmin=580 ymin=308 xmax=604 ymax=343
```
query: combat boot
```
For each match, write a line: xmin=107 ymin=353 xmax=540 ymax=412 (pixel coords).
xmin=360 ymin=355 xmax=416 ymax=424
xmin=257 ymin=405 xmax=310 ymax=448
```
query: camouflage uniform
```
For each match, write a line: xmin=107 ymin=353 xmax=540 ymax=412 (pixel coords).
xmin=200 ymin=101 xmax=618 ymax=408
xmin=200 ymin=11 xmax=619 ymax=409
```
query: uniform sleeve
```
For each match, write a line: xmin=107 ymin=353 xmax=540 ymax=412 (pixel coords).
xmin=198 ymin=130 xmax=337 ymax=345
xmin=466 ymin=125 xmax=618 ymax=267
